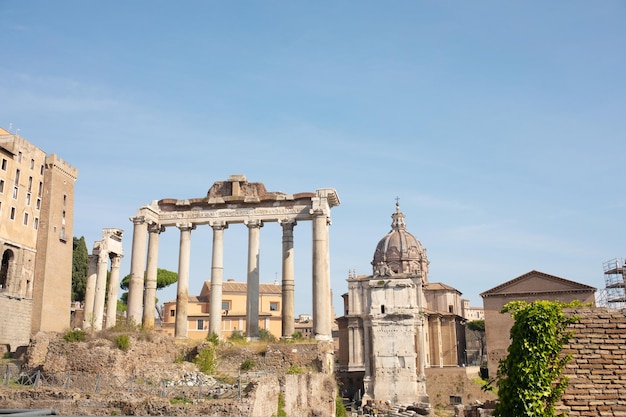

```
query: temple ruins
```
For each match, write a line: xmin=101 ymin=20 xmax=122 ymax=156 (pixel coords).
xmin=126 ymin=175 xmax=340 ymax=340
xmin=82 ymin=228 xmax=124 ymax=330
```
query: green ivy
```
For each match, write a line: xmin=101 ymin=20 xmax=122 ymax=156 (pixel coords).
xmin=494 ymin=300 xmax=580 ymax=417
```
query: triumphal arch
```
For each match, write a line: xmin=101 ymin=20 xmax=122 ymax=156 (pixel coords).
xmin=126 ymin=175 xmax=340 ymax=340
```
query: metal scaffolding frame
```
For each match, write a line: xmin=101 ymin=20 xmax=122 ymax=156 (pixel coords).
xmin=596 ymin=258 xmax=626 ymax=309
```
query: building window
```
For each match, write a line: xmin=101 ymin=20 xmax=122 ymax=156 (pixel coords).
xmin=63 ymin=194 xmax=67 ymax=206
xmin=23 ymin=212 xmax=28 ymax=226
xmin=25 ymin=193 xmax=31 ymax=206
xmin=34 ymin=217 xmax=38 ymax=230
xmin=222 ymin=300 xmax=231 ymax=311
xmin=30 ymin=159 xmax=34 ymax=169
xmin=1 ymin=158 xmax=6 ymax=171
xmin=170 ymin=309 xmax=175 ymax=317
xmin=27 ymin=176 xmax=32 ymax=192
xmin=36 ymin=198 xmax=41 ymax=210
xmin=270 ymin=302 xmax=279 ymax=312
xmin=37 ymin=182 xmax=42 ymax=197
xmin=0 ymin=179 xmax=4 ymax=194
xmin=40 ymin=165 xmax=44 ymax=175
xmin=12 ymin=186 xmax=18 ymax=199
xmin=15 ymin=169 xmax=20 ymax=183
xmin=448 ymin=305 xmax=454 ymax=313
xmin=17 ymin=152 xmax=22 ymax=163
xmin=9 ymin=207 xmax=15 ymax=220
xmin=196 ymin=319 xmax=205 ymax=330
xmin=60 ymin=226 xmax=66 ymax=240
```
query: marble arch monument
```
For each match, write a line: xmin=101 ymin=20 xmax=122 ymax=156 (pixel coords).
xmin=126 ymin=175 xmax=340 ymax=340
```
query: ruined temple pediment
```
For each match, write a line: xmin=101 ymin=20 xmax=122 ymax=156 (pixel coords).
xmin=480 ymin=270 xmax=596 ymax=298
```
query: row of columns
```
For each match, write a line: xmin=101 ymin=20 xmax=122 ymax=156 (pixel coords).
xmin=126 ymin=211 xmax=332 ymax=341
xmin=83 ymin=250 xmax=123 ymax=330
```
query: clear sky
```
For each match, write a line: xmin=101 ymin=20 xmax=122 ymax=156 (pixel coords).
xmin=1 ymin=1 xmax=625 ymax=316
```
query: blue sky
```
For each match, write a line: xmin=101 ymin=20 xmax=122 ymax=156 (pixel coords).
xmin=1 ymin=1 xmax=625 ymax=316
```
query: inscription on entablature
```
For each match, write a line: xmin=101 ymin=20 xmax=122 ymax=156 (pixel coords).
xmin=159 ymin=207 xmax=305 ymax=221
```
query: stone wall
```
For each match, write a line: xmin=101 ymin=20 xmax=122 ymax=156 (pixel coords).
xmin=559 ymin=308 xmax=626 ymax=416
xmin=0 ymin=294 xmax=32 ymax=351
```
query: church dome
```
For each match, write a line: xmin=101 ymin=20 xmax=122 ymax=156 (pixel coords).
xmin=372 ymin=203 xmax=428 ymax=276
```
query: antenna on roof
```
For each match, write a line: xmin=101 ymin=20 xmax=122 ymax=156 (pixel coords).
xmin=274 ymin=272 xmax=278 ymax=285
xmin=8 ymin=123 xmax=12 ymax=132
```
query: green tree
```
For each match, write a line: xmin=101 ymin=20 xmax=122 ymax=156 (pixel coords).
xmin=120 ymin=268 xmax=178 ymax=291
xmin=467 ymin=319 xmax=486 ymax=364
xmin=118 ymin=268 xmax=177 ymax=306
xmin=494 ymin=300 xmax=579 ymax=417
xmin=71 ymin=236 xmax=89 ymax=302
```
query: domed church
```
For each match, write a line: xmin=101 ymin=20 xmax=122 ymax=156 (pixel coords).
xmin=337 ymin=203 xmax=467 ymax=407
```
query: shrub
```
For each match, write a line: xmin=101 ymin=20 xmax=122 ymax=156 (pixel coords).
xmin=240 ymin=358 xmax=255 ymax=371
xmin=286 ymin=364 xmax=304 ymax=375
xmin=115 ymin=334 xmax=130 ymax=351
xmin=63 ymin=329 xmax=86 ymax=343
xmin=336 ymin=395 xmax=347 ymax=417
xmin=229 ymin=330 xmax=246 ymax=342
xmin=206 ymin=332 xmax=219 ymax=345
xmin=259 ymin=328 xmax=276 ymax=342
xmin=291 ymin=331 xmax=303 ymax=340
xmin=276 ymin=392 xmax=287 ymax=416
xmin=194 ymin=345 xmax=217 ymax=374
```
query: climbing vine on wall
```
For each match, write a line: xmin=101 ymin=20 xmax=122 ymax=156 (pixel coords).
xmin=494 ymin=300 xmax=580 ymax=417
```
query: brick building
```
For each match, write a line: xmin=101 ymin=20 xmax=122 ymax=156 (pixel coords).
xmin=0 ymin=127 xmax=77 ymax=351
xmin=480 ymin=270 xmax=596 ymax=375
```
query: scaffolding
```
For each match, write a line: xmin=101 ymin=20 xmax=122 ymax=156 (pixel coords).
xmin=596 ymin=258 xmax=626 ymax=309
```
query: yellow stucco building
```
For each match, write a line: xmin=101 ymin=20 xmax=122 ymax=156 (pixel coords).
xmin=161 ymin=279 xmax=283 ymax=340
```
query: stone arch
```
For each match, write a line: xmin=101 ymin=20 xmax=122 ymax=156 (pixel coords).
xmin=0 ymin=249 xmax=15 ymax=291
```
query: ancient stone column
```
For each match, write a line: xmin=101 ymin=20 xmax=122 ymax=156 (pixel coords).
xmin=143 ymin=223 xmax=163 ymax=329
xmin=209 ymin=221 xmax=227 ymax=338
xmin=362 ymin=319 xmax=373 ymax=400
xmin=280 ymin=218 xmax=296 ymax=338
xmin=82 ymin=254 xmax=98 ymax=329
xmin=245 ymin=219 xmax=262 ymax=339
xmin=311 ymin=211 xmax=332 ymax=340
xmin=92 ymin=250 xmax=109 ymax=331
xmin=175 ymin=223 xmax=194 ymax=338
xmin=105 ymin=254 xmax=122 ymax=328
xmin=127 ymin=216 xmax=148 ymax=325
xmin=416 ymin=279 xmax=426 ymax=379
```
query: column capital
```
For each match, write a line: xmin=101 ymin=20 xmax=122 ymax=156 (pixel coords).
xmin=210 ymin=220 xmax=229 ymax=231
xmin=147 ymin=222 xmax=165 ymax=234
xmin=279 ymin=218 xmax=297 ymax=229
xmin=98 ymin=250 xmax=109 ymax=263
xmin=310 ymin=210 xmax=332 ymax=226
xmin=244 ymin=219 xmax=263 ymax=228
xmin=130 ymin=215 xmax=146 ymax=225
xmin=110 ymin=254 xmax=123 ymax=268
xmin=176 ymin=222 xmax=196 ymax=232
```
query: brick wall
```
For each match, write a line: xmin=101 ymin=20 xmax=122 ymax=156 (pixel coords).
xmin=0 ymin=294 xmax=32 ymax=351
xmin=560 ymin=308 xmax=626 ymax=416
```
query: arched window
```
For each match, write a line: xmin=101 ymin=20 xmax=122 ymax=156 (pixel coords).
xmin=0 ymin=249 xmax=15 ymax=290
